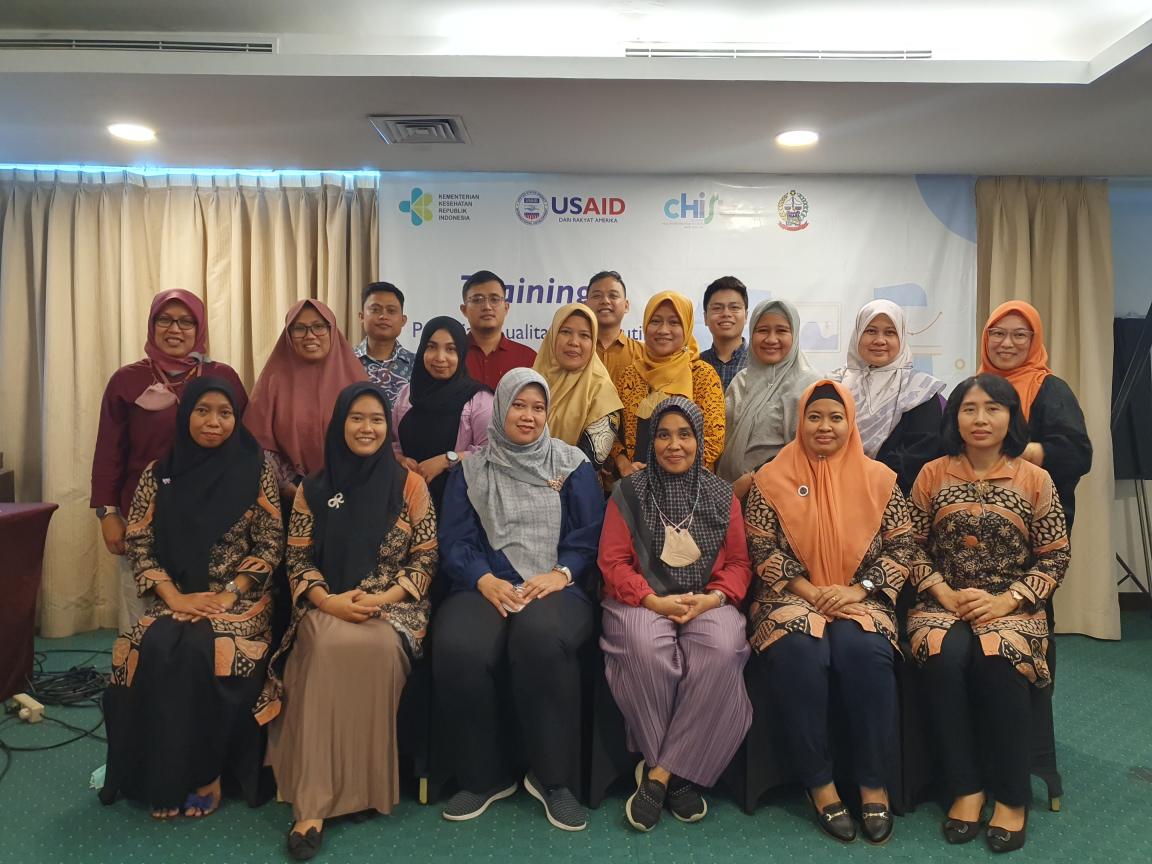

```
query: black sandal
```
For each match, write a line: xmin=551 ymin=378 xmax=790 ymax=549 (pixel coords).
xmin=287 ymin=825 xmax=324 ymax=861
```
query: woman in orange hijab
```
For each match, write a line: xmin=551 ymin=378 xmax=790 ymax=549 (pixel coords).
xmin=977 ymin=301 xmax=1091 ymax=528
xmin=745 ymin=379 xmax=918 ymax=845
xmin=612 ymin=291 xmax=726 ymax=476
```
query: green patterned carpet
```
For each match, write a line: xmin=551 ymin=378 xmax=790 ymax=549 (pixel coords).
xmin=3 ymin=614 xmax=1150 ymax=863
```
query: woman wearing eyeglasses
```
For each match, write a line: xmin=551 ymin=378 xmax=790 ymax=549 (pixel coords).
xmin=92 ymin=290 xmax=249 ymax=633
xmin=245 ymin=300 xmax=369 ymax=504
xmin=977 ymin=301 xmax=1091 ymax=529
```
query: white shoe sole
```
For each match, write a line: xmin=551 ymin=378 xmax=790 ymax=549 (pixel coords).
xmin=523 ymin=774 xmax=587 ymax=831
xmin=625 ymin=759 xmax=655 ymax=833
xmin=671 ymin=795 xmax=708 ymax=823
xmin=441 ymin=783 xmax=517 ymax=821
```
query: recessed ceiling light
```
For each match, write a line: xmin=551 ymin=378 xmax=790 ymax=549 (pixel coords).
xmin=775 ymin=130 xmax=819 ymax=148
xmin=108 ymin=123 xmax=156 ymax=143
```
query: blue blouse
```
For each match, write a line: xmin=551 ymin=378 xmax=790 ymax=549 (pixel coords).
xmin=438 ymin=461 xmax=605 ymax=600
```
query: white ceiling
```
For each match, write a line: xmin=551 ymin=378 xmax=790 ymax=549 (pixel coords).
xmin=1 ymin=1 xmax=1151 ymax=175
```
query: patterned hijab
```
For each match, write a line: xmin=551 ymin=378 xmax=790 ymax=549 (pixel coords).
xmin=977 ymin=300 xmax=1053 ymax=420
xmin=244 ymin=299 xmax=368 ymax=477
xmin=754 ymin=380 xmax=896 ymax=587
xmin=614 ymin=397 xmax=734 ymax=594
xmin=153 ymin=377 xmax=264 ymax=594
xmin=833 ymin=300 xmax=946 ymax=458
xmin=717 ymin=299 xmax=819 ymax=480
xmin=632 ymin=291 xmax=700 ymax=418
xmin=533 ymin=303 xmax=623 ymax=445
xmin=462 ymin=368 xmax=588 ymax=579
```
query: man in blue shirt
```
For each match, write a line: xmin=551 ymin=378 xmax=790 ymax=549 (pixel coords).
xmin=699 ymin=276 xmax=749 ymax=391
xmin=354 ymin=281 xmax=415 ymax=406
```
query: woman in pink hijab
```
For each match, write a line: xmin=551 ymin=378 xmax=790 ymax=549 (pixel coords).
xmin=244 ymin=299 xmax=368 ymax=502
xmin=91 ymin=289 xmax=249 ymax=633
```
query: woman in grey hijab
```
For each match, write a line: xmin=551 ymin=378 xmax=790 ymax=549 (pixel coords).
xmin=434 ymin=368 xmax=605 ymax=832
xmin=717 ymin=299 xmax=820 ymax=498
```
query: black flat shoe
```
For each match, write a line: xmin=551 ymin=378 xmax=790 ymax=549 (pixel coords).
xmin=287 ymin=825 xmax=324 ymax=861
xmin=806 ymin=790 xmax=856 ymax=843
xmin=987 ymin=817 xmax=1027 ymax=853
xmin=861 ymin=802 xmax=893 ymax=844
xmin=943 ymin=818 xmax=982 ymax=844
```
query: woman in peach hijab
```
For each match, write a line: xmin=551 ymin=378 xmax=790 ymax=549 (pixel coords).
xmin=245 ymin=299 xmax=368 ymax=502
xmin=977 ymin=301 xmax=1091 ymax=528
xmin=744 ymin=380 xmax=918 ymax=845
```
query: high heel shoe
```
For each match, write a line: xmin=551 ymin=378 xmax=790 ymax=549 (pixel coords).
xmin=805 ymin=789 xmax=856 ymax=843
xmin=986 ymin=811 xmax=1028 ymax=853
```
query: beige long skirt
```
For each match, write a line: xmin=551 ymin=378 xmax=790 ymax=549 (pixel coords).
xmin=267 ymin=612 xmax=411 ymax=820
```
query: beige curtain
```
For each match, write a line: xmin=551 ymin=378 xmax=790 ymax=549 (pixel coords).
xmin=0 ymin=168 xmax=379 ymax=637
xmin=976 ymin=177 xmax=1119 ymax=639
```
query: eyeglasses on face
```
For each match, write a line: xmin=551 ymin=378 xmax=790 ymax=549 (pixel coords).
xmin=465 ymin=294 xmax=506 ymax=308
xmin=289 ymin=322 xmax=332 ymax=338
xmin=154 ymin=314 xmax=197 ymax=331
xmin=987 ymin=328 xmax=1033 ymax=345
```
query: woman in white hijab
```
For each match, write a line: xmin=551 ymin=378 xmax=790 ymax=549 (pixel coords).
xmin=433 ymin=369 xmax=605 ymax=832
xmin=717 ymin=299 xmax=820 ymax=499
xmin=832 ymin=299 xmax=946 ymax=493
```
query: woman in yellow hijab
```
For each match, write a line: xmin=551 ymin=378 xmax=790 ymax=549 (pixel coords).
xmin=533 ymin=303 xmax=624 ymax=469
xmin=611 ymin=291 xmax=726 ymax=475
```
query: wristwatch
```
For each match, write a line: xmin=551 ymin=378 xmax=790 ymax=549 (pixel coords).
xmin=96 ymin=506 xmax=120 ymax=520
xmin=445 ymin=450 xmax=460 ymax=465
xmin=709 ymin=589 xmax=728 ymax=607
xmin=552 ymin=564 xmax=573 ymax=585
xmin=224 ymin=579 xmax=244 ymax=599
xmin=860 ymin=577 xmax=877 ymax=596
xmin=1009 ymin=588 xmax=1024 ymax=609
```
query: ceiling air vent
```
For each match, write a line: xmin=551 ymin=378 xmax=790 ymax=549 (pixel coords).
xmin=369 ymin=115 xmax=471 ymax=145
xmin=626 ymin=43 xmax=931 ymax=60
xmin=0 ymin=36 xmax=275 ymax=53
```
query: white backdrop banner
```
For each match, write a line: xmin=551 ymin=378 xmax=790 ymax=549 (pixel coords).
xmin=379 ymin=174 xmax=977 ymax=387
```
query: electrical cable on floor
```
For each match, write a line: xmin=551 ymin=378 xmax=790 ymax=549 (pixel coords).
xmin=0 ymin=649 xmax=111 ymax=787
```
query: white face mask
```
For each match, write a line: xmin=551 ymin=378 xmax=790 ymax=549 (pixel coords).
xmin=660 ymin=521 xmax=702 ymax=567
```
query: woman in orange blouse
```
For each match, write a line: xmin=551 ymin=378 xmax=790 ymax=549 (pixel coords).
xmin=612 ymin=291 xmax=725 ymax=475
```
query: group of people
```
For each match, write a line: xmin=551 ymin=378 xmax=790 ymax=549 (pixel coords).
xmin=90 ymin=270 xmax=1092 ymax=858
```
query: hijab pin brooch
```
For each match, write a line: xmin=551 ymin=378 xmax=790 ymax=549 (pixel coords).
xmin=797 ymin=485 xmax=809 ymax=497
xmin=162 ymin=477 xmax=172 ymax=485
xmin=328 ymin=492 xmax=345 ymax=509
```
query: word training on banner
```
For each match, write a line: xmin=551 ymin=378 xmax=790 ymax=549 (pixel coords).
xmin=379 ymin=174 xmax=978 ymax=387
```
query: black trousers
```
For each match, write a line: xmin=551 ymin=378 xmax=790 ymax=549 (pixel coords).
xmin=761 ymin=620 xmax=897 ymax=789
xmin=433 ymin=589 xmax=593 ymax=793
xmin=923 ymin=622 xmax=1032 ymax=806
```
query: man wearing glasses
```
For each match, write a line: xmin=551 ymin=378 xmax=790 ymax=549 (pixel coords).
xmin=354 ymin=281 xmax=414 ymax=405
xmin=460 ymin=270 xmax=537 ymax=389
xmin=700 ymin=276 xmax=750 ymax=391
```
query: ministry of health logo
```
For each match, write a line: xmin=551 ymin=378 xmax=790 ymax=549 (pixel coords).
xmin=777 ymin=189 xmax=810 ymax=231
xmin=399 ymin=187 xmax=434 ymax=226
xmin=515 ymin=190 xmax=548 ymax=226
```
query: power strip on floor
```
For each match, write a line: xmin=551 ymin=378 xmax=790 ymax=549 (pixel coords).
xmin=8 ymin=693 xmax=45 ymax=724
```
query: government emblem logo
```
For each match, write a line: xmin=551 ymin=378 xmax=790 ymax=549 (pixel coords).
xmin=515 ymin=190 xmax=549 ymax=226
xmin=777 ymin=189 xmax=809 ymax=231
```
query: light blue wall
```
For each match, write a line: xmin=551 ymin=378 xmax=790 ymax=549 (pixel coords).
xmin=1110 ymin=180 xmax=1152 ymax=318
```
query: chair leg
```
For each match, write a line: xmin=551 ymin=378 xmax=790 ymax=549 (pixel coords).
xmin=419 ymin=777 xmax=428 ymax=806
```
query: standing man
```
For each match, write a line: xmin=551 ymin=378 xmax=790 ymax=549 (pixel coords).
xmin=587 ymin=270 xmax=644 ymax=386
xmin=700 ymin=276 xmax=749 ymax=391
xmin=354 ymin=281 xmax=415 ymax=407
xmin=461 ymin=269 xmax=537 ymax=389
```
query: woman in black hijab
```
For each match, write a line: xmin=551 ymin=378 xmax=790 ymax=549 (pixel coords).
xmin=102 ymin=377 xmax=284 ymax=820
xmin=392 ymin=316 xmax=493 ymax=508
xmin=262 ymin=382 xmax=438 ymax=860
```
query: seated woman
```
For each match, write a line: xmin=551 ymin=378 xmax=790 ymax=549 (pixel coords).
xmin=434 ymin=369 xmax=604 ymax=832
xmin=245 ymin=299 xmax=368 ymax=502
xmin=101 ymin=377 xmax=282 ymax=820
xmin=613 ymin=291 xmax=725 ymax=476
xmin=833 ymin=300 xmax=946 ymax=494
xmin=392 ymin=316 xmax=493 ymax=509
xmin=92 ymin=289 xmax=248 ymax=632
xmin=533 ymin=302 xmax=623 ymax=471
xmin=908 ymin=374 xmax=1070 ymax=853
xmin=745 ymin=380 xmax=915 ymax=845
xmin=599 ymin=397 xmax=752 ymax=832
xmin=977 ymin=300 xmax=1091 ymax=529
xmin=261 ymin=382 xmax=436 ymax=861
xmin=717 ymin=298 xmax=820 ymax=498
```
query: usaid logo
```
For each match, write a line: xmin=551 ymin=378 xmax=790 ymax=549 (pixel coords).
xmin=664 ymin=192 xmax=719 ymax=225
xmin=516 ymin=191 xmax=627 ymax=225
xmin=515 ymin=191 xmax=548 ymax=225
